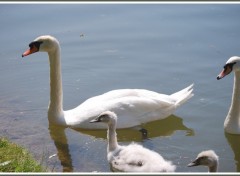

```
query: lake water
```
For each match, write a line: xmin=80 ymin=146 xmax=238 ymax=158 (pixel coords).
xmin=1 ymin=2 xmax=240 ymax=173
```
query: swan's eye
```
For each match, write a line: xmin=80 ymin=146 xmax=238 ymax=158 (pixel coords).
xmin=198 ymin=156 xmax=207 ymax=161
xmin=28 ymin=41 xmax=43 ymax=49
xmin=100 ymin=115 xmax=109 ymax=120
xmin=29 ymin=42 xmax=34 ymax=48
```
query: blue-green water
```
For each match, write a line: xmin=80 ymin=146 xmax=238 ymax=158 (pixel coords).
xmin=1 ymin=3 xmax=240 ymax=172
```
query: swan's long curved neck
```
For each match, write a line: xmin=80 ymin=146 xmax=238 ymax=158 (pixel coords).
xmin=107 ymin=121 xmax=118 ymax=152
xmin=225 ymin=71 xmax=240 ymax=129
xmin=48 ymin=47 xmax=64 ymax=119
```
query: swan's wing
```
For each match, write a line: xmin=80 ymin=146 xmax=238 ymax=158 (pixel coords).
xmin=109 ymin=96 xmax=176 ymax=127
xmin=69 ymin=95 xmax=176 ymax=128
xmin=65 ymin=89 xmax=177 ymax=129
xmin=81 ymin=89 xmax=175 ymax=106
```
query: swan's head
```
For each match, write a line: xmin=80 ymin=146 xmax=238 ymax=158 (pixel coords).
xmin=22 ymin=35 xmax=60 ymax=57
xmin=187 ymin=150 xmax=219 ymax=168
xmin=217 ymin=56 xmax=240 ymax=80
xmin=90 ymin=111 xmax=117 ymax=125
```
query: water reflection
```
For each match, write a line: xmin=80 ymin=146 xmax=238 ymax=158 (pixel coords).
xmin=224 ymin=132 xmax=240 ymax=172
xmin=48 ymin=114 xmax=193 ymax=172
xmin=48 ymin=123 xmax=73 ymax=172
xmin=73 ymin=114 xmax=194 ymax=142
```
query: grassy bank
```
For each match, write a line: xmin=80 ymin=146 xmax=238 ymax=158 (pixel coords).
xmin=0 ymin=137 xmax=46 ymax=172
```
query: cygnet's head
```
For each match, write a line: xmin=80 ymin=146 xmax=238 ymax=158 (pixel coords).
xmin=22 ymin=35 xmax=59 ymax=57
xmin=187 ymin=150 xmax=219 ymax=170
xmin=90 ymin=111 xmax=117 ymax=124
xmin=217 ymin=56 xmax=240 ymax=80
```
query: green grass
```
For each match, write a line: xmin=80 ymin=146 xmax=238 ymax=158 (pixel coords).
xmin=0 ymin=137 xmax=46 ymax=172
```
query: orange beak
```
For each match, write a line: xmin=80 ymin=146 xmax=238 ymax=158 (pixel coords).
xmin=22 ymin=45 xmax=38 ymax=57
xmin=217 ymin=66 xmax=232 ymax=80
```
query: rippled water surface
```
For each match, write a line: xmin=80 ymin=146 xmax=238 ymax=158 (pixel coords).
xmin=1 ymin=3 xmax=240 ymax=173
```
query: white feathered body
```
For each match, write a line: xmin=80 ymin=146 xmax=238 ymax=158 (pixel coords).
xmin=64 ymin=85 xmax=193 ymax=129
xmin=108 ymin=143 xmax=176 ymax=172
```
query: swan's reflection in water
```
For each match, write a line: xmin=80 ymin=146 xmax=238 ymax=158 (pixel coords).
xmin=48 ymin=124 xmax=73 ymax=172
xmin=48 ymin=114 xmax=194 ymax=172
xmin=224 ymin=132 xmax=240 ymax=172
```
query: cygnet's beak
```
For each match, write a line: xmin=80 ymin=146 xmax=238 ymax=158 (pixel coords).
xmin=187 ymin=159 xmax=199 ymax=167
xmin=89 ymin=117 xmax=101 ymax=123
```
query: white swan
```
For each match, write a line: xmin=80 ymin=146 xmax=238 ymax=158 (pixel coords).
xmin=217 ymin=56 xmax=240 ymax=134
xmin=90 ymin=111 xmax=176 ymax=172
xmin=22 ymin=35 xmax=194 ymax=130
xmin=187 ymin=150 xmax=219 ymax=172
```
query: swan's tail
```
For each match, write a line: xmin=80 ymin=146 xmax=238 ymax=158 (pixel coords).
xmin=170 ymin=84 xmax=194 ymax=108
